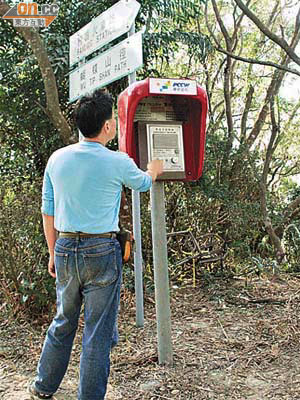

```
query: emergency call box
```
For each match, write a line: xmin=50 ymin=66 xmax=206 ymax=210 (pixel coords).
xmin=118 ymin=78 xmax=208 ymax=181
xmin=137 ymin=121 xmax=185 ymax=180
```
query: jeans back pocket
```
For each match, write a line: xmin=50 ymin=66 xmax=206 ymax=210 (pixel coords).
xmin=83 ymin=247 xmax=118 ymax=287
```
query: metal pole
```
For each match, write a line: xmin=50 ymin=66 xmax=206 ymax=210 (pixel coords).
xmin=150 ymin=181 xmax=173 ymax=366
xmin=128 ymin=23 xmax=144 ymax=328
xmin=132 ymin=190 xmax=144 ymax=327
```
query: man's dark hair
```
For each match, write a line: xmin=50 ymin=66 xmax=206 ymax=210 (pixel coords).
xmin=74 ymin=89 xmax=113 ymax=138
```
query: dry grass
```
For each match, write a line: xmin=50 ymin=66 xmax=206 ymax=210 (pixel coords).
xmin=1 ymin=273 xmax=300 ymax=399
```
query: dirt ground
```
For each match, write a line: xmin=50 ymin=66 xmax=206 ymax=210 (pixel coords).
xmin=1 ymin=273 xmax=300 ymax=400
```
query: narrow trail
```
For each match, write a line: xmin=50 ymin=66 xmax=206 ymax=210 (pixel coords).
xmin=1 ymin=275 xmax=300 ymax=399
xmin=0 ymin=359 xmax=119 ymax=400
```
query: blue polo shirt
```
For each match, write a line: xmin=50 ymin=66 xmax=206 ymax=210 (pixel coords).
xmin=41 ymin=141 xmax=152 ymax=233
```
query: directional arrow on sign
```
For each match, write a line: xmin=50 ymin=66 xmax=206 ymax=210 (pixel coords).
xmin=69 ymin=0 xmax=141 ymax=67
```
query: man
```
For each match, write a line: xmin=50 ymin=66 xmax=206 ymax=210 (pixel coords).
xmin=29 ymin=89 xmax=163 ymax=400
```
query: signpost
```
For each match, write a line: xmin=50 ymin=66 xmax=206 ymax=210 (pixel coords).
xmin=127 ymin=24 xmax=144 ymax=329
xmin=69 ymin=0 xmax=140 ymax=66
xmin=69 ymin=32 xmax=143 ymax=102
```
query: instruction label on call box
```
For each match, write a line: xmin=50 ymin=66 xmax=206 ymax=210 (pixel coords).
xmin=134 ymin=96 xmax=189 ymax=122
xmin=147 ymin=124 xmax=185 ymax=172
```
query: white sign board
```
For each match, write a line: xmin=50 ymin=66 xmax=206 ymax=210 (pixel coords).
xmin=69 ymin=32 xmax=143 ymax=102
xmin=149 ymin=78 xmax=197 ymax=95
xmin=69 ymin=0 xmax=140 ymax=67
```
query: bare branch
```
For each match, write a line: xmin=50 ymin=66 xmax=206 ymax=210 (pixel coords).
xmin=246 ymin=12 xmax=300 ymax=147
xmin=211 ymin=0 xmax=232 ymax=50
xmin=295 ymin=4 xmax=300 ymax=36
xmin=231 ymin=0 xmax=251 ymax=50
xmin=262 ymin=98 xmax=280 ymax=186
xmin=211 ymin=0 xmax=234 ymax=152
xmin=284 ymin=100 xmax=300 ymax=133
xmin=240 ymin=85 xmax=254 ymax=140
xmin=232 ymin=0 xmax=300 ymax=67
xmin=215 ymin=46 xmax=300 ymax=77
xmin=268 ymin=0 xmax=280 ymax=27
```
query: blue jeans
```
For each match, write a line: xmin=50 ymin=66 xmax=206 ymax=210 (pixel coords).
xmin=34 ymin=237 xmax=122 ymax=400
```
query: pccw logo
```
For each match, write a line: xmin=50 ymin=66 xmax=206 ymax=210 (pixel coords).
xmin=172 ymin=81 xmax=191 ymax=92
xmin=2 ymin=2 xmax=59 ymax=28
xmin=173 ymin=82 xmax=190 ymax=89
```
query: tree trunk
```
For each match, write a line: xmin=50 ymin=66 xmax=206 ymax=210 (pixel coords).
xmin=0 ymin=2 xmax=72 ymax=144
xmin=259 ymin=99 xmax=285 ymax=262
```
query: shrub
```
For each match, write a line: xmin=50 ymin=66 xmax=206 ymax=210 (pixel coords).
xmin=0 ymin=179 xmax=55 ymax=318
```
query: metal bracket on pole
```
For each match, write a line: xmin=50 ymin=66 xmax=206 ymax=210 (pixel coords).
xmin=151 ymin=181 xmax=173 ymax=366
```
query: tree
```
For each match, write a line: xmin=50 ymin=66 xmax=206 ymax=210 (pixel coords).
xmin=0 ymin=1 xmax=71 ymax=144
xmin=233 ymin=0 xmax=300 ymax=69
xmin=202 ymin=0 xmax=300 ymax=261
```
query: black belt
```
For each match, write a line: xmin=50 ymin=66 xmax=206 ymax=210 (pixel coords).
xmin=59 ymin=232 xmax=117 ymax=239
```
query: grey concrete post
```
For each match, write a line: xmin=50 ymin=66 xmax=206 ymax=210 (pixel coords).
xmin=150 ymin=181 xmax=173 ymax=365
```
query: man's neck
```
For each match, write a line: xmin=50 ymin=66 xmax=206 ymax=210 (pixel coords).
xmin=83 ymin=138 xmax=106 ymax=146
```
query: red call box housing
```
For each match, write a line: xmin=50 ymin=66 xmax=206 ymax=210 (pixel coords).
xmin=118 ymin=78 xmax=208 ymax=182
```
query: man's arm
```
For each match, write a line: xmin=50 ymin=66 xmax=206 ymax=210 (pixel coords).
xmin=42 ymin=213 xmax=57 ymax=278
xmin=122 ymin=157 xmax=163 ymax=192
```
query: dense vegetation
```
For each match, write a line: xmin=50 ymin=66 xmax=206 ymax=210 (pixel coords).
xmin=0 ymin=0 xmax=299 ymax=318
